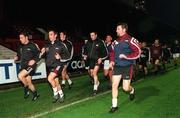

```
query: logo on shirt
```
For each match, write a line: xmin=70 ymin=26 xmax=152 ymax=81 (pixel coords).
xmin=125 ymin=40 xmax=129 ymax=42
xmin=27 ymin=48 xmax=31 ymax=51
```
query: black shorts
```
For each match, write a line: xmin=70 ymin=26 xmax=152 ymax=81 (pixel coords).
xmin=139 ymin=60 xmax=147 ymax=67
xmin=113 ymin=65 xmax=133 ymax=80
xmin=65 ymin=61 xmax=70 ymax=67
xmin=89 ymin=59 xmax=99 ymax=69
xmin=84 ymin=59 xmax=90 ymax=70
xmin=85 ymin=60 xmax=89 ymax=68
xmin=48 ymin=65 xmax=64 ymax=76
xmin=162 ymin=56 xmax=169 ymax=62
xmin=151 ymin=57 xmax=160 ymax=64
xmin=20 ymin=64 xmax=37 ymax=76
xmin=61 ymin=61 xmax=70 ymax=69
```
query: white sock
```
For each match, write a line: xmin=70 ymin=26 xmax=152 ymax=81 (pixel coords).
xmin=58 ymin=90 xmax=64 ymax=98
xmin=53 ymin=87 xmax=58 ymax=96
xmin=67 ymin=79 xmax=72 ymax=85
xmin=112 ymin=98 xmax=117 ymax=107
xmin=130 ymin=87 xmax=134 ymax=94
xmin=94 ymin=84 xmax=97 ymax=90
xmin=62 ymin=80 xmax=65 ymax=85
xmin=55 ymin=77 xmax=59 ymax=80
xmin=93 ymin=81 xmax=100 ymax=90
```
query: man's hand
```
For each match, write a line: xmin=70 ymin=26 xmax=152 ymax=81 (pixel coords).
xmin=14 ymin=56 xmax=18 ymax=61
xmin=14 ymin=55 xmax=19 ymax=63
xmin=28 ymin=60 xmax=36 ymax=66
xmin=55 ymin=53 xmax=61 ymax=60
xmin=81 ymin=60 xmax=85 ymax=65
xmin=40 ymin=48 xmax=46 ymax=55
xmin=97 ymin=58 xmax=102 ymax=65
xmin=109 ymin=61 xmax=115 ymax=70
xmin=83 ymin=55 xmax=87 ymax=60
xmin=119 ymin=54 xmax=127 ymax=59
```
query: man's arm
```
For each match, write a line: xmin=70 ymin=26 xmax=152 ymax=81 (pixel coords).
xmin=99 ymin=40 xmax=108 ymax=60
xmin=124 ymin=38 xmax=141 ymax=60
xmin=28 ymin=43 xmax=41 ymax=66
xmin=59 ymin=43 xmax=71 ymax=62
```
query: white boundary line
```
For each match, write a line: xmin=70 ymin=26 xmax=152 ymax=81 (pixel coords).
xmin=29 ymin=90 xmax=111 ymax=118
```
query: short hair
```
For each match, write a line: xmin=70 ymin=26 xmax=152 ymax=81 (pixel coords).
xmin=90 ymin=31 xmax=98 ymax=35
xmin=19 ymin=32 xmax=29 ymax=37
xmin=106 ymin=34 xmax=112 ymax=37
xmin=59 ymin=31 xmax=67 ymax=36
xmin=48 ymin=28 xmax=58 ymax=35
xmin=116 ymin=22 xmax=128 ymax=31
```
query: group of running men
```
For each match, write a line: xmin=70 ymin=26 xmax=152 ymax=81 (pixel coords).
xmin=14 ymin=22 xmax=180 ymax=113
xmin=14 ymin=30 xmax=74 ymax=103
xmin=137 ymin=38 xmax=180 ymax=76
xmin=81 ymin=22 xmax=180 ymax=113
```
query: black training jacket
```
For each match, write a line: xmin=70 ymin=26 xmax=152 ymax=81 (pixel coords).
xmin=44 ymin=40 xmax=70 ymax=67
xmin=17 ymin=41 xmax=40 ymax=66
xmin=84 ymin=38 xmax=108 ymax=61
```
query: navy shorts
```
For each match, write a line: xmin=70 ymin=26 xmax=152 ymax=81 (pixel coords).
xmin=113 ymin=65 xmax=133 ymax=80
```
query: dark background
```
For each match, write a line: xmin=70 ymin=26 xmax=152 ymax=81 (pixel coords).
xmin=0 ymin=0 xmax=180 ymax=41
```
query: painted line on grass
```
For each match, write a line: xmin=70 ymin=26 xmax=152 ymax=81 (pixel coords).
xmin=28 ymin=77 xmax=146 ymax=118
xmin=29 ymin=90 xmax=111 ymax=118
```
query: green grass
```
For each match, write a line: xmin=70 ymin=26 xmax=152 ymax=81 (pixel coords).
xmin=0 ymin=63 xmax=180 ymax=118
xmin=39 ymin=67 xmax=180 ymax=118
xmin=0 ymin=73 xmax=109 ymax=118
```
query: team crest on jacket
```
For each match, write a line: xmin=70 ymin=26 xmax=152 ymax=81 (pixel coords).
xmin=96 ymin=44 xmax=99 ymax=47
xmin=125 ymin=40 xmax=129 ymax=42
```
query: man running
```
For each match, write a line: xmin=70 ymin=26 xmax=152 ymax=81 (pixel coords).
xmin=14 ymin=32 xmax=40 ymax=101
xmin=109 ymin=22 xmax=141 ymax=113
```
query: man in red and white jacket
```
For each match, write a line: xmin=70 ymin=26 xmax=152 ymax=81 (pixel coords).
xmin=109 ymin=22 xmax=141 ymax=113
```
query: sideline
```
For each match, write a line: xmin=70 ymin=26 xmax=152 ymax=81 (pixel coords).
xmin=29 ymin=90 xmax=111 ymax=118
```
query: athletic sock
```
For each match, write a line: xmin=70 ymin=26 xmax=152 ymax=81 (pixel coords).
xmin=130 ymin=87 xmax=134 ymax=94
xmin=32 ymin=90 xmax=37 ymax=96
xmin=67 ymin=79 xmax=72 ymax=85
xmin=52 ymin=87 xmax=58 ymax=96
xmin=24 ymin=86 xmax=29 ymax=92
xmin=93 ymin=81 xmax=100 ymax=90
xmin=112 ymin=98 xmax=117 ymax=107
xmin=58 ymin=90 xmax=64 ymax=98
xmin=61 ymin=80 xmax=65 ymax=85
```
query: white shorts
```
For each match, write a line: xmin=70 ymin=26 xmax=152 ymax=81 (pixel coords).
xmin=104 ymin=60 xmax=110 ymax=70
xmin=85 ymin=66 xmax=89 ymax=70
xmin=173 ymin=53 xmax=180 ymax=58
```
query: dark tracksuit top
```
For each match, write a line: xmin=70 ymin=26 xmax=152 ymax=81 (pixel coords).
xmin=162 ymin=47 xmax=171 ymax=59
xmin=110 ymin=34 xmax=141 ymax=67
xmin=60 ymin=39 xmax=74 ymax=60
xmin=44 ymin=40 xmax=70 ymax=68
xmin=106 ymin=43 xmax=113 ymax=60
xmin=17 ymin=41 xmax=40 ymax=67
xmin=81 ymin=43 xmax=87 ymax=60
xmin=140 ymin=47 xmax=150 ymax=62
xmin=171 ymin=44 xmax=180 ymax=53
xmin=84 ymin=38 xmax=108 ymax=61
